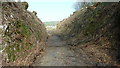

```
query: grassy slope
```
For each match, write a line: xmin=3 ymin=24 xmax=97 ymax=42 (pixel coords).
xmin=57 ymin=2 xmax=120 ymax=65
xmin=2 ymin=2 xmax=48 ymax=66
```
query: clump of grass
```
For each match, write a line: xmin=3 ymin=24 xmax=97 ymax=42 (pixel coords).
xmin=15 ymin=20 xmax=31 ymax=39
xmin=4 ymin=20 xmax=31 ymax=61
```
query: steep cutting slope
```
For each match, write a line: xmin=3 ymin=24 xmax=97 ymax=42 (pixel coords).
xmin=57 ymin=2 xmax=120 ymax=65
xmin=1 ymin=2 xmax=48 ymax=66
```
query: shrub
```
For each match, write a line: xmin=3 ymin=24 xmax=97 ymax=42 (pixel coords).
xmin=33 ymin=11 xmax=37 ymax=15
xmin=22 ymin=2 xmax=28 ymax=10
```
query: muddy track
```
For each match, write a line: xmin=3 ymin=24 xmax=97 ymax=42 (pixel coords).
xmin=33 ymin=35 xmax=93 ymax=66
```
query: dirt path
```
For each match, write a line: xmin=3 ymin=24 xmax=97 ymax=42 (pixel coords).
xmin=33 ymin=35 xmax=94 ymax=66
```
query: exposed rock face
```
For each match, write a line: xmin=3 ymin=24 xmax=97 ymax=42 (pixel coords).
xmin=57 ymin=2 xmax=120 ymax=65
xmin=1 ymin=2 xmax=48 ymax=66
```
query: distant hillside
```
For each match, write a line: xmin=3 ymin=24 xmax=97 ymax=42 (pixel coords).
xmin=44 ymin=21 xmax=60 ymax=26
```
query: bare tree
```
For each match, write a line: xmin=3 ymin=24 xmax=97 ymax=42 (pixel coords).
xmin=74 ymin=2 xmax=81 ymax=11
xmin=73 ymin=0 xmax=95 ymax=11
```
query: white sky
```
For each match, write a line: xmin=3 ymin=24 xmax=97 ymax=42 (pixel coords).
xmin=25 ymin=0 xmax=76 ymax=22
xmin=6 ymin=0 xmax=120 ymax=22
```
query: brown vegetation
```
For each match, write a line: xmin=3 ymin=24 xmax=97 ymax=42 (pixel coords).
xmin=57 ymin=2 xmax=120 ymax=65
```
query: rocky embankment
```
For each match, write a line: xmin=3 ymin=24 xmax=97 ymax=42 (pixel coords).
xmin=57 ymin=2 xmax=120 ymax=65
xmin=1 ymin=2 xmax=48 ymax=66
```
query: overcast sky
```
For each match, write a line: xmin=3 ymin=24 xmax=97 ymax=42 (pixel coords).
xmin=20 ymin=0 xmax=75 ymax=22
